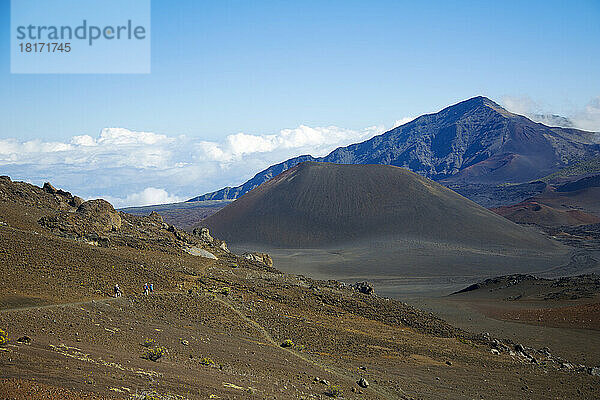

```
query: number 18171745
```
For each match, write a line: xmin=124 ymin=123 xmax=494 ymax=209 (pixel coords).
xmin=19 ymin=43 xmax=71 ymax=53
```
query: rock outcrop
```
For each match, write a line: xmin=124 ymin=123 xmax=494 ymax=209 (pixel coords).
xmin=1 ymin=177 xmax=279 ymax=275
xmin=353 ymin=281 xmax=374 ymax=295
xmin=242 ymin=252 xmax=274 ymax=267
xmin=148 ymin=211 xmax=164 ymax=223
xmin=193 ymin=227 xmax=214 ymax=243
xmin=76 ymin=199 xmax=122 ymax=232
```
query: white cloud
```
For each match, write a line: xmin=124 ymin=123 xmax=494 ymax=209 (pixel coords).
xmin=199 ymin=125 xmax=383 ymax=162
xmin=572 ymin=97 xmax=600 ymax=133
xmin=105 ymin=188 xmax=184 ymax=208
xmin=71 ymin=135 xmax=97 ymax=146
xmin=0 ymin=124 xmax=390 ymax=207
xmin=0 ymin=138 xmax=73 ymax=156
xmin=393 ymin=117 xmax=416 ymax=128
xmin=501 ymin=95 xmax=539 ymax=116
xmin=96 ymin=128 xmax=172 ymax=145
xmin=502 ymin=95 xmax=600 ymax=132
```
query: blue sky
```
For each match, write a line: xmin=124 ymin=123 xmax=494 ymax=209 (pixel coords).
xmin=0 ymin=0 xmax=599 ymax=205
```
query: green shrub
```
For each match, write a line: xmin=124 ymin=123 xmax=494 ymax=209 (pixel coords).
xmin=131 ymin=391 xmax=185 ymax=400
xmin=281 ymin=339 xmax=294 ymax=348
xmin=0 ymin=329 xmax=7 ymax=346
xmin=142 ymin=338 xmax=155 ymax=347
xmin=457 ymin=337 xmax=475 ymax=347
xmin=143 ymin=346 xmax=167 ymax=362
xmin=200 ymin=357 xmax=215 ymax=366
xmin=325 ymin=385 xmax=342 ymax=398
xmin=220 ymin=287 xmax=230 ymax=296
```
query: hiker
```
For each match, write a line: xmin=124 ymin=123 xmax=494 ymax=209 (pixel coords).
xmin=114 ymin=284 xmax=122 ymax=298
xmin=143 ymin=283 xmax=149 ymax=295
xmin=149 ymin=283 xmax=154 ymax=293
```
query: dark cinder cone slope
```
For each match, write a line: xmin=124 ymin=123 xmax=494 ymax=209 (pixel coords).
xmin=202 ymin=162 xmax=557 ymax=249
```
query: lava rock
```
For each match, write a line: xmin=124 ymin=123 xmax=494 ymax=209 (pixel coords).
xmin=242 ymin=252 xmax=274 ymax=267
xmin=43 ymin=182 xmax=57 ymax=194
xmin=353 ymin=281 xmax=374 ymax=295
xmin=16 ymin=335 xmax=32 ymax=344
xmin=193 ymin=227 xmax=213 ymax=243
xmin=77 ymin=199 xmax=122 ymax=232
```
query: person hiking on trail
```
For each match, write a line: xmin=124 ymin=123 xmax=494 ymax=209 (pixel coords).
xmin=143 ymin=283 xmax=149 ymax=295
xmin=114 ymin=284 xmax=122 ymax=298
xmin=149 ymin=283 xmax=154 ymax=293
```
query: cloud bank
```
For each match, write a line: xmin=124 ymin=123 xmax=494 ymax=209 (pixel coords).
xmin=0 ymin=125 xmax=385 ymax=207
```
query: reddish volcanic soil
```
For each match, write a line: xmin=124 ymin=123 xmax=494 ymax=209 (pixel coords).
xmin=491 ymin=201 xmax=600 ymax=227
xmin=0 ymin=379 xmax=115 ymax=400
xmin=490 ymin=301 xmax=600 ymax=331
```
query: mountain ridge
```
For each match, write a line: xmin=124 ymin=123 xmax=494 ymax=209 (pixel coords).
xmin=190 ymin=96 xmax=599 ymax=202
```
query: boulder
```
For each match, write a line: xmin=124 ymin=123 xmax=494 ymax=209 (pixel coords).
xmin=515 ymin=344 xmax=525 ymax=352
xmin=76 ymin=199 xmax=122 ymax=232
xmin=16 ymin=335 xmax=32 ymax=344
xmin=353 ymin=281 xmax=374 ymax=295
xmin=193 ymin=227 xmax=213 ymax=243
xmin=357 ymin=378 xmax=369 ymax=388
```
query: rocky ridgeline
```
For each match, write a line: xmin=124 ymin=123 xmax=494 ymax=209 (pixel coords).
xmin=0 ymin=177 xmax=276 ymax=270
xmin=453 ymin=274 xmax=540 ymax=294
xmin=453 ymin=273 xmax=600 ymax=301
xmin=0 ymin=176 xmax=83 ymax=210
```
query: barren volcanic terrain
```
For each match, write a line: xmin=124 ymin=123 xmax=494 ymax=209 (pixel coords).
xmin=415 ymin=274 xmax=600 ymax=367
xmin=492 ymin=173 xmax=600 ymax=228
xmin=1 ymin=176 xmax=599 ymax=399
xmin=204 ymin=162 xmax=571 ymax=297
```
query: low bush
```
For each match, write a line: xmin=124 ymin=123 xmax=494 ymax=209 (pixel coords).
xmin=0 ymin=329 xmax=7 ymax=346
xmin=142 ymin=338 xmax=155 ymax=347
xmin=143 ymin=346 xmax=167 ymax=362
xmin=325 ymin=385 xmax=342 ymax=398
xmin=281 ymin=339 xmax=294 ymax=348
xmin=130 ymin=391 xmax=185 ymax=400
xmin=200 ymin=357 xmax=215 ymax=366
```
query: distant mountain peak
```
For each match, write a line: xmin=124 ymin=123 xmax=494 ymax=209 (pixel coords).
xmin=190 ymin=96 xmax=599 ymax=202
xmin=438 ymin=96 xmax=514 ymax=119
